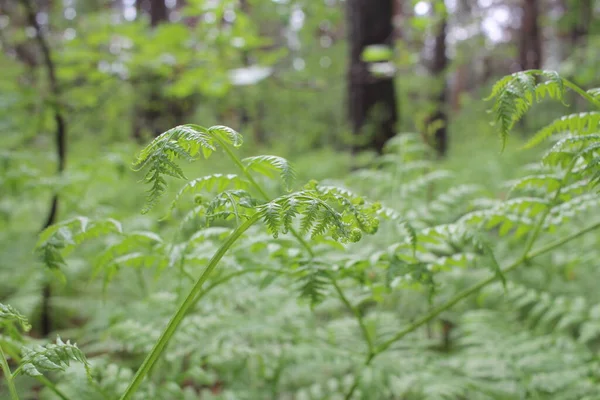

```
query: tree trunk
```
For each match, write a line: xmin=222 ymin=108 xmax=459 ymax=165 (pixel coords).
xmin=21 ymin=0 xmax=66 ymax=337
xmin=133 ymin=0 xmax=170 ymax=140
xmin=570 ymin=0 xmax=591 ymax=46
xmin=150 ymin=0 xmax=168 ymax=26
xmin=519 ymin=0 xmax=542 ymax=70
xmin=347 ymin=0 xmax=398 ymax=154
xmin=427 ymin=15 xmax=448 ymax=157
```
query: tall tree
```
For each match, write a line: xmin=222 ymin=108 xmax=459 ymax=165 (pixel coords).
xmin=427 ymin=10 xmax=448 ymax=157
xmin=519 ymin=0 xmax=542 ymax=70
xmin=21 ymin=0 xmax=66 ymax=336
xmin=133 ymin=0 xmax=180 ymax=140
xmin=150 ymin=0 xmax=168 ymax=26
xmin=569 ymin=0 xmax=592 ymax=46
xmin=347 ymin=0 xmax=398 ymax=154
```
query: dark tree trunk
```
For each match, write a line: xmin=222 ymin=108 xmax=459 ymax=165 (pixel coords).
xmin=570 ymin=0 xmax=591 ymax=46
xmin=427 ymin=15 xmax=448 ymax=157
xmin=133 ymin=0 xmax=170 ymax=140
xmin=519 ymin=0 xmax=542 ymax=70
xmin=21 ymin=0 xmax=66 ymax=337
xmin=150 ymin=0 xmax=168 ymax=26
xmin=347 ymin=0 xmax=398 ymax=154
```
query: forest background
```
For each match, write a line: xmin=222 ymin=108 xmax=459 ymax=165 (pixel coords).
xmin=1 ymin=0 xmax=600 ymax=399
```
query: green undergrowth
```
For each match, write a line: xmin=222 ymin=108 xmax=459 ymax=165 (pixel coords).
xmin=1 ymin=70 xmax=600 ymax=399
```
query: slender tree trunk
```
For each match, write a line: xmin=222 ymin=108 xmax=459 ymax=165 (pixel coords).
xmin=21 ymin=0 xmax=66 ymax=336
xmin=133 ymin=0 xmax=169 ymax=140
xmin=150 ymin=0 xmax=168 ymax=26
xmin=570 ymin=0 xmax=591 ymax=46
xmin=427 ymin=15 xmax=448 ymax=157
xmin=347 ymin=0 xmax=398 ymax=154
xmin=519 ymin=0 xmax=542 ymax=70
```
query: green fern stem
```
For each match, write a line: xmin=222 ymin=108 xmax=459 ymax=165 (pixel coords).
xmin=329 ymin=274 xmax=375 ymax=355
xmin=0 ymin=343 xmax=20 ymax=400
xmin=563 ymin=80 xmax=600 ymax=109
xmin=214 ymin=136 xmax=316 ymax=258
xmin=342 ymin=219 xmax=600 ymax=398
xmin=120 ymin=212 xmax=262 ymax=400
xmin=215 ymin=135 xmax=270 ymax=199
xmin=521 ymin=157 xmax=577 ymax=258
xmin=344 ymin=352 xmax=376 ymax=400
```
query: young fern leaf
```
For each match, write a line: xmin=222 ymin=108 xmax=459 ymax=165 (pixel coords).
xmin=469 ymin=233 xmax=506 ymax=289
xmin=258 ymin=190 xmax=374 ymax=243
xmin=587 ymin=88 xmax=600 ymax=102
xmin=242 ymin=155 xmax=296 ymax=191
xmin=17 ymin=337 xmax=90 ymax=378
xmin=542 ymin=134 xmax=600 ymax=167
xmin=93 ymin=231 xmax=164 ymax=287
xmin=168 ymin=174 xmax=250 ymax=216
xmin=486 ymin=70 xmax=567 ymax=148
xmin=204 ymin=190 xmax=259 ymax=225
xmin=206 ymin=125 xmax=244 ymax=147
xmin=132 ymin=124 xmax=242 ymax=213
xmin=296 ymin=264 xmax=330 ymax=309
xmin=36 ymin=217 xmax=122 ymax=272
xmin=507 ymin=174 xmax=563 ymax=197
xmin=261 ymin=202 xmax=282 ymax=238
xmin=399 ymin=220 xmax=418 ymax=256
xmin=0 ymin=303 xmax=31 ymax=332
xmin=522 ymin=112 xmax=600 ymax=149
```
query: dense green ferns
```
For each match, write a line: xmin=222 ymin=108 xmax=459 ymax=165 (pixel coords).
xmin=1 ymin=70 xmax=598 ymax=399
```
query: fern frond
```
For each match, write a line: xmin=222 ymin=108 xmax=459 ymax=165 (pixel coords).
xmin=169 ymin=173 xmax=250 ymax=214
xmin=205 ymin=190 xmax=259 ymax=225
xmin=258 ymin=190 xmax=372 ymax=243
xmin=36 ymin=217 xmax=122 ymax=271
xmin=243 ymin=155 xmax=296 ymax=191
xmin=484 ymin=282 xmax=600 ymax=345
xmin=523 ymin=112 xmax=600 ymax=149
xmin=542 ymin=134 xmax=600 ymax=167
xmin=383 ymin=132 xmax=430 ymax=159
xmin=186 ymin=227 xmax=232 ymax=245
xmin=487 ymin=70 xmax=567 ymax=147
xmin=93 ymin=231 xmax=164 ymax=286
xmin=507 ymin=174 xmax=563 ymax=197
xmin=205 ymin=125 xmax=243 ymax=148
xmin=402 ymin=170 xmax=453 ymax=196
xmin=132 ymin=124 xmax=243 ymax=213
xmin=296 ymin=264 xmax=330 ymax=308
xmin=587 ymin=88 xmax=600 ymax=102
xmin=0 ymin=303 xmax=31 ymax=332
xmin=17 ymin=337 xmax=90 ymax=378
xmin=545 ymin=193 xmax=600 ymax=228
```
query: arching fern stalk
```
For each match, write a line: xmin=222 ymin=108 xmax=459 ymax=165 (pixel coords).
xmin=120 ymin=124 xmax=381 ymax=399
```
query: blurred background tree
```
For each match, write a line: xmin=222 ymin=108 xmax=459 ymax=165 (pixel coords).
xmin=1 ymin=0 xmax=597 ymax=156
